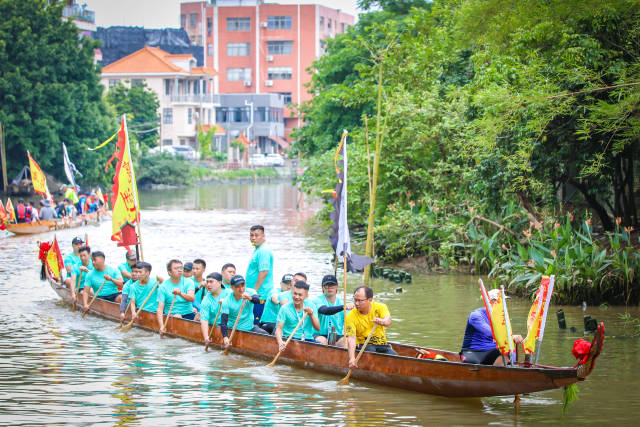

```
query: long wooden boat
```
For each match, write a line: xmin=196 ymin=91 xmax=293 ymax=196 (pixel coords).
xmin=47 ymin=277 xmax=604 ymax=398
xmin=7 ymin=216 xmax=100 ymax=235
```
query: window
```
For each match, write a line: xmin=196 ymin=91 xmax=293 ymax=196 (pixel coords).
xmin=268 ymin=16 xmax=292 ymax=30
xmin=208 ymin=109 xmax=212 ymax=125
xmin=108 ymin=79 xmax=118 ymax=88
xmin=162 ymin=139 xmax=172 ymax=147
xmin=180 ymin=14 xmax=186 ymax=28
xmin=203 ymin=80 xmax=207 ymax=94
xmin=194 ymin=80 xmax=200 ymax=95
xmin=327 ymin=18 xmax=332 ymax=30
xmin=268 ymin=66 xmax=292 ymax=80
xmin=227 ymin=68 xmax=252 ymax=82
xmin=227 ymin=17 xmax=250 ymax=31
xmin=278 ymin=92 xmax=292 ymax=104
xmin=227 ymin=42 xmax=250 ymax=56
xmin=208 ymin=43 xmax=213 ymax=57
xmin=163 ymin=108 xmax=173 ymax=125
xmin=319 ymin=16 xmax=324 ymax=30
xmin=190 ymin=13 xmax=197 ymax=28
xmin=267 ymin=41 xmax=292 ymax=55
xmin=131 ymin=78 xmax=143 ymax=87
xmin=207 ymin=17 xmax=212 ymax=35
xmin=186 ymin=80 xmax=191 ymax=94
xmin=342 ymin=23 xmax=348 ymax=33
xmin=164 ymin=79 xmax=171 ymax=95
xmin=188 ymin=108 xmax=193 ymax=124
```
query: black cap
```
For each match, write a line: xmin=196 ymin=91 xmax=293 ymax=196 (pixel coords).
xmin=72 ymin=237 xmax=84 ymax=245
xmin=322 ymin=274 xmax=338 ymax=286
xmin=207 ymin=272 xmax=223 ymax=281
xmin=230 ymin=274 xmax=245 ymax=286
xmin=281 ymin=274 xmax=294 ymax=283
xmin=126 ymin=252 xmax=137 ymax=260
xmin=183 ymin=262 xmax=193 ymax=271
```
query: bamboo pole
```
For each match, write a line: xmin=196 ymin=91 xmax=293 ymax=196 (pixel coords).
xmin=343 ymin=252 xmax=348 ymax=333
xmin=266 ymin=312 xmax=307 ymax=367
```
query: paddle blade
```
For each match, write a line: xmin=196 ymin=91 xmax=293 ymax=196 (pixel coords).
xmin=114 ymin=324 xmax=122 ymax=329
xmin=338 ymin=375 xmax=351 ymax=386
xmin=223 ymin=348 xmax=229 ymax=355
xmin=70 ymin=304 xmax=76 ymax=312
xmin=121 ymin=322 xmax=133 ymax=333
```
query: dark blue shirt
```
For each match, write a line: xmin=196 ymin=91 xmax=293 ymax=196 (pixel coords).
xmin=461 ymin=307 xmax=497 ymax=351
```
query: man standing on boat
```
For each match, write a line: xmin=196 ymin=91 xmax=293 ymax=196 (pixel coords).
xmin=221 ymin=275 xmax=268 ymax=350
xmin=82 ymin=251 xmax=124 ymax=310
xmin=246 ymin=225 xmax=274 ymax=325
xmin=274 ymin=281 xmax=320 ymax=349
xmin=345 ymin=286 xmax=396 ymax=368
xmin=64 ymin=237 xmax=84 ymax=289
xmin=199 ymin=272 xmax=230 ymax=347
xmin=313 ymin=274 xmax=354 ymax=347
xmin=156 ymin=260 xmax=197 ymax=334
xmin=71 ymin=245 xmax=92 ymax=306
xmin=460 ymin=289 xmax=524 ymax=365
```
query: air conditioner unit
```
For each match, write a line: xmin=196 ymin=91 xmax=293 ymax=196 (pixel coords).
xmin=244 ymin=80 xmax=252 ymax=87
xmin=265 ymin=80 xmax=274 ymax=87
xmin=266 ymin=55 xmax=274 ymax=62
xmin=260 ymin=22 xmax=268 ymax=28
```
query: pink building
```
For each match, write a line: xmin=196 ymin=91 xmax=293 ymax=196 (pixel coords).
xmin=180 ymin=0 xmax=354 ymax=142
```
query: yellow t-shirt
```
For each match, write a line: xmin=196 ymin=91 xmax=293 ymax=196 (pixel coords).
xmin=344 ymin=301 xmax=390 ymax=346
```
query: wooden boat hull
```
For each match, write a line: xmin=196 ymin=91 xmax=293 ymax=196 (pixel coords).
xmin=7 ymin=217 xmax=98 ymax=235
xmin=48 ymin=278 xmax=603 ymax=398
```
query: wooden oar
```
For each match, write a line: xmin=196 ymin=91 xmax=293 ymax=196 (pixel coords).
xmin=71 ymin=270 xmax=84 ymax=312
xmin=115 ymin=299 xmax=133 ymax=329
xmin=338 ymin=324 xmax=378 ymax=386
xmin=223 ymin=299 xmax=247 ymax=355
xmin=82 ymin=279 xmax=107 ymax=318
xmin=267 ymin=312 xmax=307 ymax=367
xmin=204 ymin=303 xmax=224 ymax=352
xmin=160 ymin=295 xmax=177 ymax=337
xmin=121 ymin=281 xmax=160 ymax=333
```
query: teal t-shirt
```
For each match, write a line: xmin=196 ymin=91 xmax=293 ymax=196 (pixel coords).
xmin=221 ymin=288 xmax=257 ymax=332
xmin=201 ymin=287 xmax=231 ymax=325
xmin=260 ymin=289 xmax=291 ymax=323
xmin=193 ymin=280 xmax=207 ymax=306
xmin=312 ymin=294 xmax=346 ymax=336
xmin=276 ymin=300 xmax=318 ymax=340
xmin=71 ymin=263 xmax=92 ymax=291
xmin=157 ymin=277 xmax=196 ymax=316
xmin=118 ymin=262 xmax=134 ymax=292
xmin=85 ymin=265 xmax=122 ymax=297
xmin=131 ymin=278 xmax=160 ymax=313
xmin=245 ymin=243 xmax=274 ymax=299
xmin=64 ymin=253 xmax=81 ymax=270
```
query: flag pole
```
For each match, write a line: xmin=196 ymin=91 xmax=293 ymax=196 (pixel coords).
xmin=534 ymin=275 xmax=555 ymax=363
xmin=123 ymin=115 xmax=144 ymax=261
xmin=343 ymin=248 xmax=348 ymax=334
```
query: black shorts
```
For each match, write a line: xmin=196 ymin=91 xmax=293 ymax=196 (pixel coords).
xmin=460 ymin=348 xmax=501 ymax=365
xmin=101 ymin=292 xmax=121 ymax=302
xmin=181 ymin=312 xmax=196 ymax=321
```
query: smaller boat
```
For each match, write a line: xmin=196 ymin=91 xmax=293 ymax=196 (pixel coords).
xmin=6 ymin=217 xmax=99 ymax=235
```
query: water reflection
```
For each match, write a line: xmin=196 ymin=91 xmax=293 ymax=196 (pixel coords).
xmin=0 ymin=183 xmax=638 ymax=425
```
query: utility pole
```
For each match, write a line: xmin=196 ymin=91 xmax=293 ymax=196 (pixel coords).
xmin=0 ymin=122 xmax=7 ymax=193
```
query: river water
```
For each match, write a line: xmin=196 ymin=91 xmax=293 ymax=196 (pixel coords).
xmin=0 ymin=182 xmax=638 ymax=425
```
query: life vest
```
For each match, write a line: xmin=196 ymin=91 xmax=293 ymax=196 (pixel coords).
xmin=25 ymin=206 xmax=32 ymax=222
xmin=17 ymin=204 xmax=26 ymax=220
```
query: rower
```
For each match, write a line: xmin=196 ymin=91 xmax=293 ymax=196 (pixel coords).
xmin=199 ymin=272 xmax=231 ymax=347
xmin=274 ymin=281 xmax=320 ymax=349
xmin=221 ymin=274 xmax=268 ymax=350
xmin=259 ymin=273 xmax=294 ymax=334
xmin=345 ymin=286 xmax=396 ymax=369
xmin=70 ymin=245 xmax=92 ymax=306
xmin=156 ymin=260 xmax=197 ymax=334
xmin=64 ymin=237 xmax=84 ymax=289
xmin=192 ymin=259 xmax=207 ymax=307
xmin=82 ymin=251 xmax=124 ymax=310
xmin=221 ymin=263 xmax=236 ymax=287
xmin=460 ymin=289 xmax=524 ymax=365
xmin=128 ymin=262 xmax=161 ymax=319
xmin=183 ymin=261 xmax=194 ymax=279
xmin=118 ymin=251 xmax=137 ymax=283
xmin=293 ymin=272 xmax=307 ymax=284
xmin=119 ymin=256 xmax=140 ymax=325
xmin=246 ymin=225 xmax=274 ymax=325
xmin=313 ymin=274 xmax=354 ymax=347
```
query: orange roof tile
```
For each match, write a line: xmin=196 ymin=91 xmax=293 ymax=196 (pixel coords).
xmin=201 ymin=124 xmax=226 ymax=135
xmin=102 ymin=46 xmax=189 ymax=74
xmin=191 ymin=66 xmax=217 ymax=76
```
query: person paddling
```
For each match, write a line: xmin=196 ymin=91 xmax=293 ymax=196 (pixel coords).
xmin=70 ymin=245 xmax=92 ymax=307
xmin=274 ymin=281 xmax=320 ymax=349
xmin=191 ymin=259 xmax=208 ymax=310
xmin=313 ymin=274 xmax=354 ymax=347
xmin=128 ymin=262 xmax=161 ymax=319
xmin=246 ymin=225 xmax=274 ymax=325
xmin=221 ymin=263 xmax=236 ymax=287
xmin=221 ymin=275 xmax=268 ymax=351
xmin=82 ymin=251 xmax=124 ymax=311
xmin=63 ymin=237 xmax=84 ymax=289
xmin=199 ymin=272 xmax=231 ymax=347
xmin=156 ymin=260 xmax=197 ymax=335
xmin=119 ymin=258 xmax=140 ymax=325
xmin=345 ymin=286 xmax=396 ymax=369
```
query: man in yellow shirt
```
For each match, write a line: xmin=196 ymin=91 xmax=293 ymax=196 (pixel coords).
xmin=345 ymin=286 xmax=396 ymax=369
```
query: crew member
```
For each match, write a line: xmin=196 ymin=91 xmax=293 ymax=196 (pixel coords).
xmin=64 ymin=237 xmax=84 ymax=288
xmin=221 ymin=263 xmax=236 ymax=287
xmin=313 ymin=274 xmax=354 ymax=347
xmin=82 ymin=251 xmax=124 ymax=310
xmin=246 ymin=225 xmax=274 ymax=324
xmin=199 ymin=272 xmax=230 ymax=347
xmin=220 ymin=275 xmax=267 ymax=350
xmin=156 ymin=259 xmax=197 ymax=334
xmin=70 ymin=245 xmax=92 ymax=306
xmin=259 ymin=273 xmax=294 ymax=334
xmin=275 ymin=281 xmax=320 ymax=349
xmin=129 ymin=262 xmax=161 ymax=319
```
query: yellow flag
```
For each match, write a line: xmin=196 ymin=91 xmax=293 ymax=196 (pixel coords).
xmin=524 ymin=277 xmax=553 ymax=355
xmin=6 ymin=198 xmax=16 ymax=222
xmin=489 ymin=291 xmax=513 ymax=356
xmin=110 ymin=115 xmax=140 ymax=242
xmin=45 ymin=236 xmax=64 ymax=281
xmin=27 ymin=151 xmax=50 ymax=197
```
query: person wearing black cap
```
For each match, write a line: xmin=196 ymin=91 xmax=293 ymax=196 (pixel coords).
xmin=259 ymin=273 xmax=294 ymax=334
xmin=220 ymin=275 xmax=268 ymax=349
xmin=183 ymin=262 xmax=194 ymax=279
xmin=313 ymin=274 xmax=354 ymax=347
xmin=199 ymin=272 xmax=231 ymax=346
xmin=63 ymin=236 xmax=84 ymax=288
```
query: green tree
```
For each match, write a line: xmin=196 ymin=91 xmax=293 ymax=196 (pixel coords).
xmin=0 ymin=0 xmax=115 ymax=186
xmin=196 ymin=124 xmax=215 ymax=160
xmin=105 ymin=81 xmax=160 ymax=151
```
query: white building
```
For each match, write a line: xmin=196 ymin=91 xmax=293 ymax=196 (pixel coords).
xmin=100 ymin=46 xmax=221 ymax=148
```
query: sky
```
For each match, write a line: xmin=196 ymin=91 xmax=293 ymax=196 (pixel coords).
xmin=81 ymin=0 xmax=364 ymax=29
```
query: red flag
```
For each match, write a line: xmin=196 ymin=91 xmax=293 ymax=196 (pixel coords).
xmin=45 ymin=236 xmax=65 ymax=281
xmin=0 ymin=200 xmax=7 ymax=225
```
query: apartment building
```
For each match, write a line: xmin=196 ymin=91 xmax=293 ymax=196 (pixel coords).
xmin=180 ymin=0 xmax=354 ymax=142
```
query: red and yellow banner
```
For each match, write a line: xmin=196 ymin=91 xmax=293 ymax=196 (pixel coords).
xmin=5 ymin=198 xmax=16 ymax=222
xmin=0 ymin=200 xmax=7 ymax=225
xmin=45 ymin=236 xmax=64 ymax=281
xmin=490 ymin=290 xmax=514 ymax=356
xmin=109 ymin=115 xmax=140 ymax=243
xmin=27 ymin=151 xmax=50 ymax=197
xmin=524 ymin=277 xmax=554 ymax=355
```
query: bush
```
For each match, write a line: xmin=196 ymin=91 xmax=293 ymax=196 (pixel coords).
xmin=137 ymin=153 xmax=191 ymax=185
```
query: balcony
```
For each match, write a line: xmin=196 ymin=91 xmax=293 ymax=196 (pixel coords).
xmin=169 ymin=94 xmax=220 ymax=105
